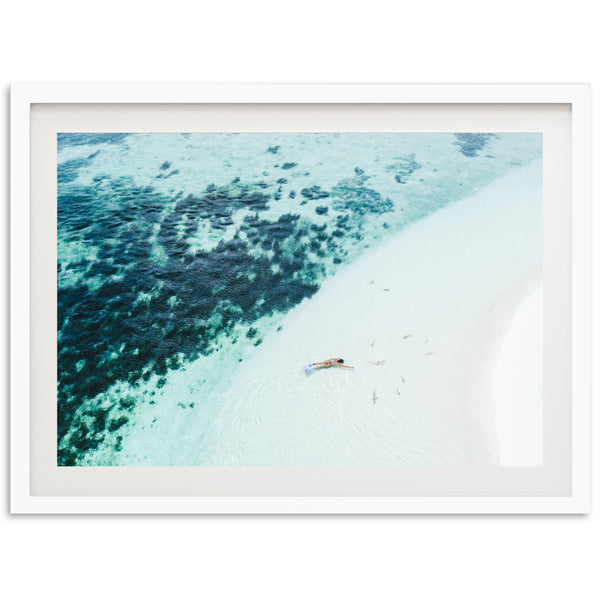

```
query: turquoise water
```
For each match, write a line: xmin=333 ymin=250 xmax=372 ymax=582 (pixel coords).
xmin=57 ymin=132 xmax=542 ymax=465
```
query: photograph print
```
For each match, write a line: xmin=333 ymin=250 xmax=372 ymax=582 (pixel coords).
xmin=57 ymin=132 xmax=543 ymax=467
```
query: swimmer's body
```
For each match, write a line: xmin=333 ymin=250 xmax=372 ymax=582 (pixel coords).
xmin=311 ymin=358 xmax=354 ymax=370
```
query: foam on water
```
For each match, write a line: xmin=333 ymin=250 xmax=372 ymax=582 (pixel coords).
xmin=57 ymin=133 xmax=542 ymax=465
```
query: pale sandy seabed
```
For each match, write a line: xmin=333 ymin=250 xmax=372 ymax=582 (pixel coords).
xmin=199 ymin=159 xmax=542 ymax=466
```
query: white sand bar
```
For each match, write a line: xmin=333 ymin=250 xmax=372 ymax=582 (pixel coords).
xmin=493 ymin=286 xmax=543 ymax=465
xmin=197 ymin=159 xmax=543 ymax=466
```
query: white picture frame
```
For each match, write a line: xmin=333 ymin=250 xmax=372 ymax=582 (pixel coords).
xmin=10 ymin=83 xmax=591 ymax=514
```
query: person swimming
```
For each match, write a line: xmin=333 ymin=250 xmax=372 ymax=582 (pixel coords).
xmin=304 ymin=358 xmax=355 ymax=373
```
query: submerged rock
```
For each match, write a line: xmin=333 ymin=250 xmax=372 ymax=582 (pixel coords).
xmin=385 ymin=154 xmax=421 ymax=184
xmin=331 ymin=174 xmax=393 ymax=216
xmin=453 ymin=133 xmax=495 ymax=157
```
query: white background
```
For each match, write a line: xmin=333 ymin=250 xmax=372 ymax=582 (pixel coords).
xmin=1 ymin=1 xmax=596 ymax=599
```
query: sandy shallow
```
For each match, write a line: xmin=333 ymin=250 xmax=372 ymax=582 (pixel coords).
xmin=188 ymin=159 xmax=543 ymax=466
